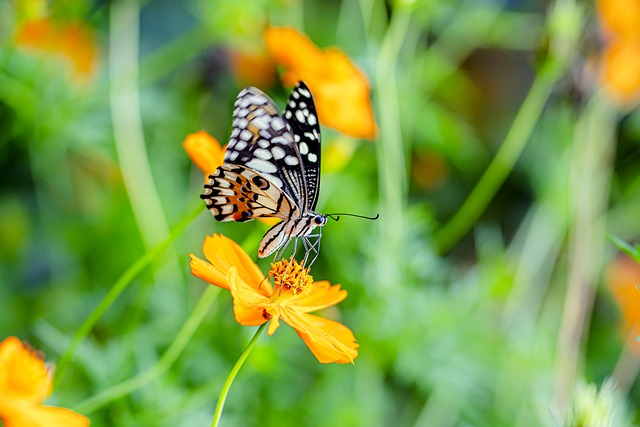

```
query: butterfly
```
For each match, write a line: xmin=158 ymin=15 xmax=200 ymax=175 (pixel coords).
xmin=201 ymin=81 xmax=326 ymax=263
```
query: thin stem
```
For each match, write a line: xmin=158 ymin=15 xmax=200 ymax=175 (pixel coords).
xmin=433 ymin=63 xmax=560 ymax=254
xmin=211 ymin=324 xmax=267 ymax=427
xmin=109 ymin=0 xmax=171 ymax=250
xmin=74 ymin=285 xmax=221 ymax=414
xmin=55 ymin=203 xmax=203 ymax=384
xmin=374 ymin=6 xmax=412 ymax=289
xmin=552 ymin=95 xmax=616 ymax=418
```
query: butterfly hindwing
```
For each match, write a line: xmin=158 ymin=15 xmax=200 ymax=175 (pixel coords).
xmin=202 ymin=165 xmax=299 ymax=222
xmin=284 ymin=81 xmax=321 ymax=211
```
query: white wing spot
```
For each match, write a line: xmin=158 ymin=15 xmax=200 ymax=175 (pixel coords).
xmin=308 ymin=153 xmax=318 ymax=163
xmin=295 ymin=109 xmax=306 ymax=123
xmin=252 ymin=114 xmax=270 ymax=130
xmin=299 ymin=88 xmax=311 ymax=97
xmin=258 ymin=139 xmax=270 ymax=148
xmin=299 ymin=142 xmax=309 ymax=155
xmin=308 ymin=114 xmax=317 ymax=126
xmin=235 ymin=118 xmax=248 ymax=129
xmin=246 ymin=158 xmax=278 ymax=174
xmin=272 ymin=146 xmax=286 ymax=159
xmin=293 ymin=134 xmax=301 ymax=143
xmin=272 ymin=117 xmax=285 ymax=131
xmin=239 ymin=129 xmax=252 ymax=141
xmin=254 ymin=148 xmax=272 ymax=160
xmin=228 ymin=151 xmax=240 ymax=161
xmin=284 ymin=155 xmax=299 ymax=166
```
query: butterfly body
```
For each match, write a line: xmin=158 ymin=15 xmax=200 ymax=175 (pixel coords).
xmin=201 ymin=82 xmax=325 ymax=260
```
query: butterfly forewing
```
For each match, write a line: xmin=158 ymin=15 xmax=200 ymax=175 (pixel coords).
xmin=225 ymin=87 xmax=307 ymax=208
xmin=284 ymin=81 xmax=322 ymax=211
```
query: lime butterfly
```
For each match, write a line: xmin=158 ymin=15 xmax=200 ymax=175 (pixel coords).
xmin=201 ymin=81 xmax=326 ymax=263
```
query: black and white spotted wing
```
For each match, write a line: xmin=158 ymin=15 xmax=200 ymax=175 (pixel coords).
xmin=284 ymin=81 xmax=321 ymax=211
xmin=222 ymin=86 xmax=306 ymax=208
xmin=201 ymin=82 xmax=326 ymax=260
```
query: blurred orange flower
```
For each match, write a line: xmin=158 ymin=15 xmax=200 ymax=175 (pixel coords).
xmin=264 ymin=26 xmax=377 ymax=140
xmin=606 ymin=254 xmax=640 ymax=354
xmin=0 ymin=336 xmax=90 ymax=427
xmin=189 ymin=234 xmax=359 ymax=364
xmin=14 ymin=18 xmax=98 ymax=81
xmin=598 ymin=0 xmax=640 ymax=39
xmin=598 ymin=0 xmax=640 ymax=106
xmin=228 ymin=49 xmax=277 ymax=89
xmin=183 ymin=130 xmax=225 ymax=182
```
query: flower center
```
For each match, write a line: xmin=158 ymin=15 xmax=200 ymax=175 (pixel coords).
xmin=269 ymin=259 xmax=313 ymax=295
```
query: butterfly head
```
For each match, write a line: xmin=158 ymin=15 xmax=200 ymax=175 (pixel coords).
xmin=313 ymin=214 xmax=327 ymax=226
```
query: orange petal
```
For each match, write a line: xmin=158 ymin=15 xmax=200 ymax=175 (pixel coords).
xmin=228 ymin=48 xmax=277 ymax=88
xmin=264 ymin=27 xmax=323 ymax=73
xmin=200 ymin=234 xmax=270 ymax=295
xmin=289 ymin=280 xmax=347 ymax=313
xmin=281 ymin=310 xmax=358 ymax=364
xmin=264 ymin=27 xmax=376 ymax=139
xmin=228 ymin=267 xmax=272 ymax=326
xmin=189 ymin=253 xmax=230 ymax=290
xmin=0 ymin=337 xmax=50 ymax=403
xmin=15 ymin=19 xmax=97 ymax=81
xmin=607 ymin=254 xmax=640 ymax=354
xmin=1 ymin=400 xmax=89 ymax=427
xmin=600 ymin=40 xmax=640 ymax=107
xmin=183 ymin=130 xmax=225 ymax=181
xmin=598 ymin=0 xmax=640 ymax=40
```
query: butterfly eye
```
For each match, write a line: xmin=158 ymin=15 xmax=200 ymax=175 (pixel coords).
xmin=314 ymin=215 xmax=326 ymax=225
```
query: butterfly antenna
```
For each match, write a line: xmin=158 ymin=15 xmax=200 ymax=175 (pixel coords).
xmin=325 ymin=212 xmax=380 ymax=221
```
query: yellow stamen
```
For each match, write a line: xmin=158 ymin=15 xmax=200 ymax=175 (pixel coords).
xmin=269 ymin=259 xmax=313 ymax=295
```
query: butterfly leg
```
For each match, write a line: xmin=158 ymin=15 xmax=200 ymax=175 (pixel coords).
xmin=301 ymin=228 xmax=323 ymax=267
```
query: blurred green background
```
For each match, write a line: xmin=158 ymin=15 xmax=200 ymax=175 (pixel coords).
xmin=2 ymin=0 xmax=640 ymax=426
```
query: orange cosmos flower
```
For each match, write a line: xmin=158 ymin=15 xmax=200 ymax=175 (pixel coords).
xmin=597 ymin=0 xmax=640 ymax=106
xmin=606 ymin=254 xmax=640 ymax=355
xmin=0 ymin=336 xmax=90 ymax=427
xmin=14 ymin=18 xmax=98 ymax=81
xmin=598 ymin=0 xmax=640 ymax=39
xmin=183 ymin=130 xmax=225 ymax=182
xmin=264 ymin=26 xmax=377 ymax=140
xmin=189 ymin=234 xmax=359 ymax=364
xmin=228 ymin=49 xmax=277 ymax=88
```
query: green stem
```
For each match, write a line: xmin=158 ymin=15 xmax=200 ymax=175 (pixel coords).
xmin=75 ymin=285 xmax=221 ymax=414
xmin=55 ymin=203 xmax=203 ymax=384
xmin=373 ymin=6 xmax=413 ymax=288
xmin=110 ymin=0 xmax=171 ymax=250
xmin=211 ymin=324 xmax=267 ymax=427
xmin=433 ymin=63 xmax=560 ymax=254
